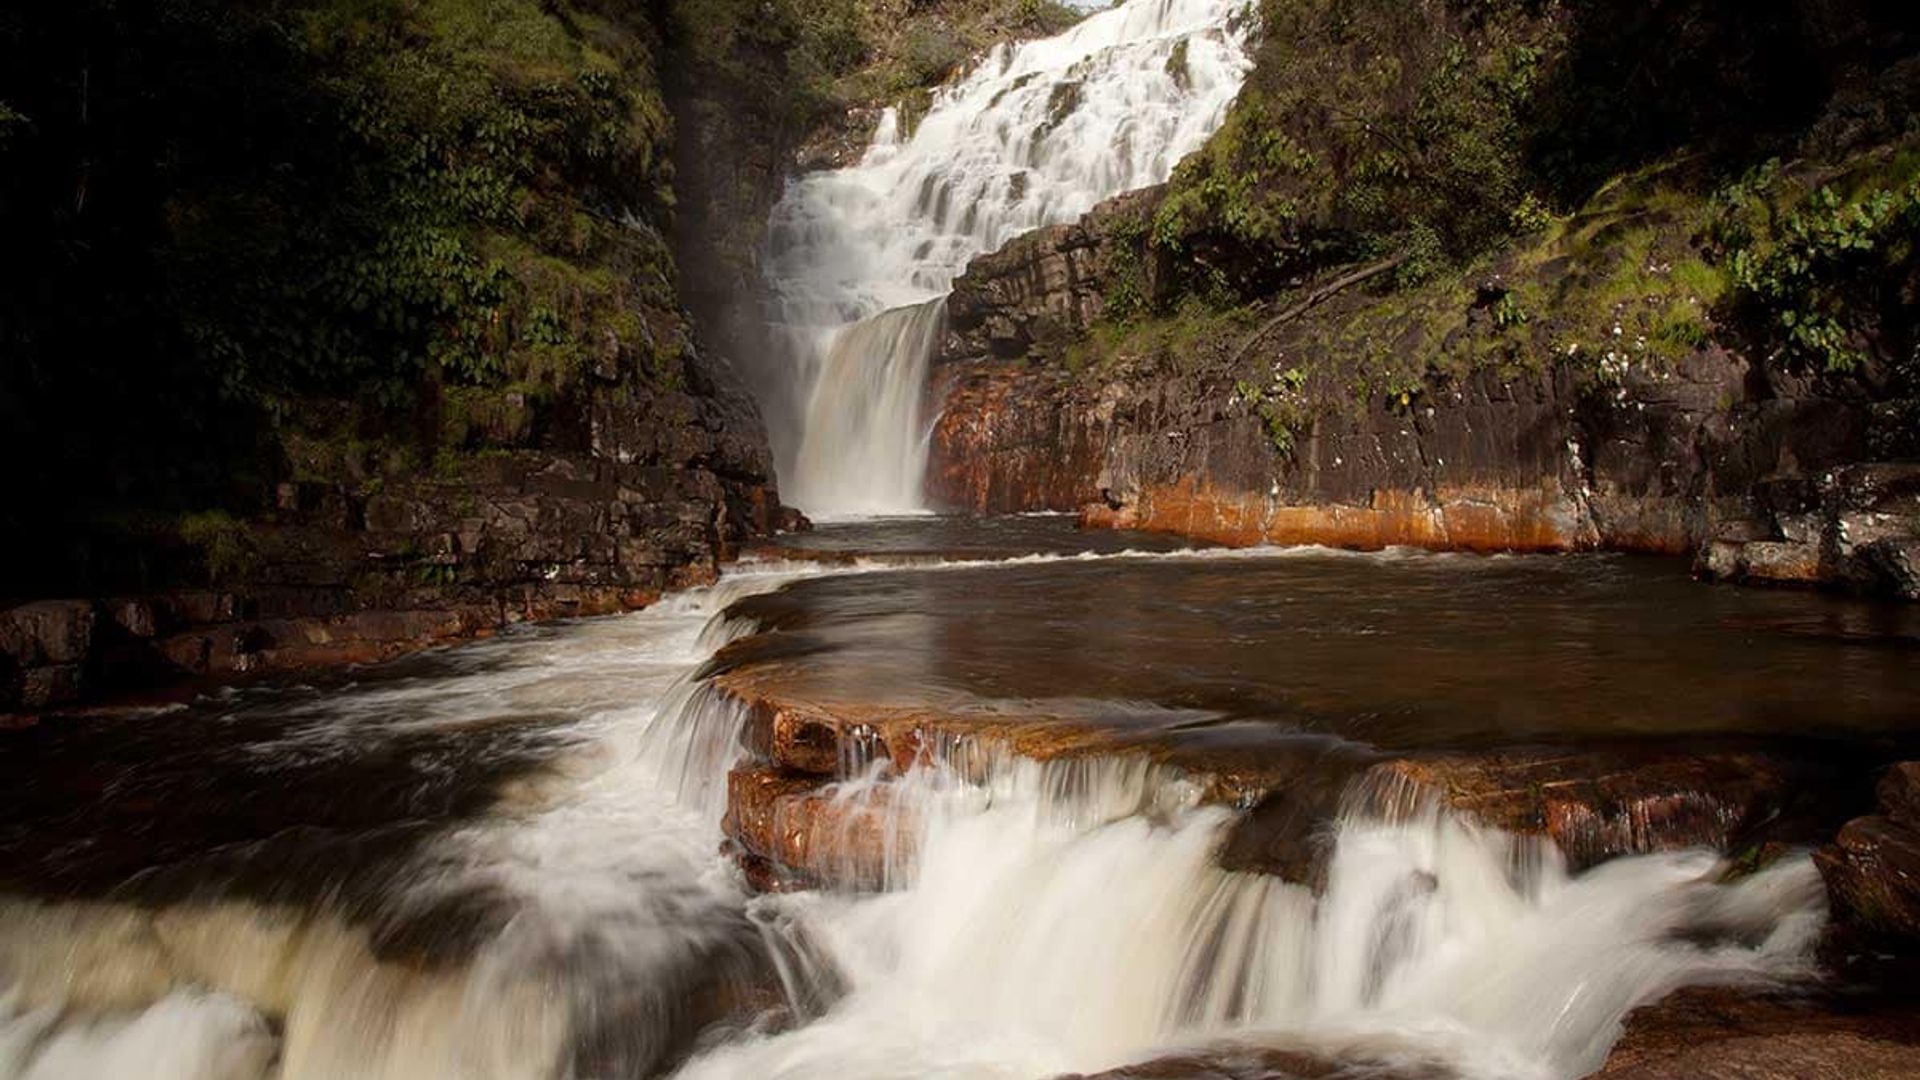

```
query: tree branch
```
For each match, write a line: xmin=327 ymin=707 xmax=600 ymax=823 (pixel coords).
xmin=1228 ymin=253 xmax=1408 ymax=369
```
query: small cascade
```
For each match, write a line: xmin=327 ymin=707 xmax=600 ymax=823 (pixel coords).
xmin=0 ymin=546 xmax=1841 ymax=1080
xmin=761 ymin=0 xmax=1256 ymax=514
xmin=0 ymin=563 xmax=836 ymax=1080
xmin=681 ymin=748 xmax=1828 ymax=1080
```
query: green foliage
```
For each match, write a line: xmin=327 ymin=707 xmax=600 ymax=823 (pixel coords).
xmin=1394 ymin=222 xmax=1448 ymax=288
xmin=1509 ymin=192 xmax=1554 ymax=234
xmin=1491 ymin=292 xmax=1528 ymax=330
xmin=1 ymin=0 xmax=694 ymax=591
xmin=1723 ymin=176 xmax=1920 ymax=372
xmin=780 ymin=0 xmax=1087 ymax=118
xmin=0 ymin=101 xmax=23 ymax=149
xmin=1147 ymin=0 xmax=1552 ymax=301
xmin=1234 ymin=364 xmax=1310 ymax=458
xmin=1100 ymin=211 xmax=1153 ymax=321
xmin=900 ymin=25 xmax=968 ymax=86
xmin=1065 ymin=297 xmax=1253 ymax=375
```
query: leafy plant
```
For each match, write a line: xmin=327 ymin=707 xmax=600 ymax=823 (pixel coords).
xmin=1725 ymin=178 xmax=1920 ymax=371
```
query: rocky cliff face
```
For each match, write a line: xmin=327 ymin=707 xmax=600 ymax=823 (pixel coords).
xmin=928 ymin=182 xmax=1920 ymax=598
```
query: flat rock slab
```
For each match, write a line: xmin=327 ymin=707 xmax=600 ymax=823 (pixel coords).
xmin=711 ymin=660 xmax=1854 ymax=891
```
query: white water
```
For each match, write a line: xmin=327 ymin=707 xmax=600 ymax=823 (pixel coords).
xmin=677 ymin=751 xmax=1825 ymax=1080
xmin=762 ymin=0 xmax=1256 ymax=514
xmin=0 ymin=550 xmax=1829 ymax=1079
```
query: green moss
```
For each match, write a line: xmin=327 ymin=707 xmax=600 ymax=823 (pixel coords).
xmin=790 ymin=0 xmax=1088 ymax=120
xmin=1165 ymin=39 xmax=1191 ymax=90
xmin=176 ymin=511 xmax=259 ymax=584
xmin=1065 ymin=298 xmax=1255 ymax=376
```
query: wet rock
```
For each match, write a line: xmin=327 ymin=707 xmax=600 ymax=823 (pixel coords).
xmin=1851 ymin=537 xmax=1920 ymax=600
xmin=946 ymin=188 xmax=1165 ymax=362
xmin=1222 ymin=746 xmax=1842 ymax=887
xmin=714 ymin=657 xmax=1851 ymax=897
xmin=721 ymin=766 xmax=910 ymax=890
xmin=930 ymin=202 xmax=1912 ymax=596
xmin=1351 ymin=749 xmax=1829 ymax=871
xmin=0 ymin=601 xmax=95 ymax=666
xmin=1817 ymin=762 xmax=1920 ymax=941
xmin=1058 ymin=1046 xmax=1449 ymax=1079
xmin=1590 ymin=986 xmax=1920 ymax=1079
xmin=1700 ymin=537 xmax=1826 ymax=586
xmin=1878 ymin=762 xmax=1920 ymax=828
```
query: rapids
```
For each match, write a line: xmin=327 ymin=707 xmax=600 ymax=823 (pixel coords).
xmin=0 ymin=535 xmax=1856 ymax=1080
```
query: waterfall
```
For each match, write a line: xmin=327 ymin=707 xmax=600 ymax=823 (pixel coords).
xmin=678 ymin=748 xmax=1828 ymax=1080
xmin=762 ymin=0 xmax=1257 ymax=515
xmin=793 ymin=299 xmax=948 ymax=516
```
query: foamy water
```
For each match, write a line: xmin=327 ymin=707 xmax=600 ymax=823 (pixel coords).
xmin=0 ymin=546 xmax=1829 ymax=1080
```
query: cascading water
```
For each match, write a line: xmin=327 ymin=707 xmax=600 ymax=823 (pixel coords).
xmin=675 ymin=749 xmax=1826 ymax=1080
xmin=0 ymin=547 xmax=1834 ymax=1080
xmin=760 ymin=0 xmax=1257 ymax=514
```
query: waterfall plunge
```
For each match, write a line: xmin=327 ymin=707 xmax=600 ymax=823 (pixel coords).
xmin=763 ymin=0 xmax=1256 ymax=515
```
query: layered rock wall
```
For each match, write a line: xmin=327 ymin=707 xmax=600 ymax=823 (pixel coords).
xmin=928 ymin=194 xmax=1920 ymax=596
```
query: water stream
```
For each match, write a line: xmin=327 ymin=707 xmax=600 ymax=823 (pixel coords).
xmin=1 ymin=524 xmax=1896 ymax=1079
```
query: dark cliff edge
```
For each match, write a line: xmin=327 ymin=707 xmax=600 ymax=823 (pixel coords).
xmin=0 ymin=0 xmax=804 ymax=719
xmin=929 ymin=0 xmax=1920 ymax=603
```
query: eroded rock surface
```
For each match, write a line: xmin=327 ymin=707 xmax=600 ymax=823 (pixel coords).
xmin=711 ymin=654 xmax=1855 ymax=893
xmin=1589 ymin=986 xmax=1920 ymax=1079
xmin=1 ymin=379 xmax=785 ymax=718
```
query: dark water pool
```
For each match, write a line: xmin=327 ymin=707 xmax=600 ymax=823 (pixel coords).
xmin=731 ymin=535 xmax=1920 ymax=754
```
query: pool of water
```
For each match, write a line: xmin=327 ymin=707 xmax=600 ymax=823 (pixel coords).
xmin=734 ymin=530 xmax=1920 ymax=754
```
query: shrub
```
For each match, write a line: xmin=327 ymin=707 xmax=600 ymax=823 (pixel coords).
xmin=1724 ymin=175 xmax=1920 ymax=371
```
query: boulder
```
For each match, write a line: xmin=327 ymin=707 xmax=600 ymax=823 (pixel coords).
xmin=1817 ymin=762 xmax=1920 ymax=941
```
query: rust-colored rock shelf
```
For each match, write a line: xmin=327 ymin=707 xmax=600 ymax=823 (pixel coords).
xmin=708 ymin=656 xmax=1848 ymax=896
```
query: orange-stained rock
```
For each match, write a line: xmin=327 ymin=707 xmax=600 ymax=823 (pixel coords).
xmin=1083 ymin=478 xmax=1586 ymax=554
xmin=1351 ymin=751 xmax=1814 ymax=869
xmin=714 ymin=658 xmax=1846 ymax=893
xmin=722 ymin=766 xmax=913 ymax=891
xmin=1221 ymin=746 xmax=1836 ymax=885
